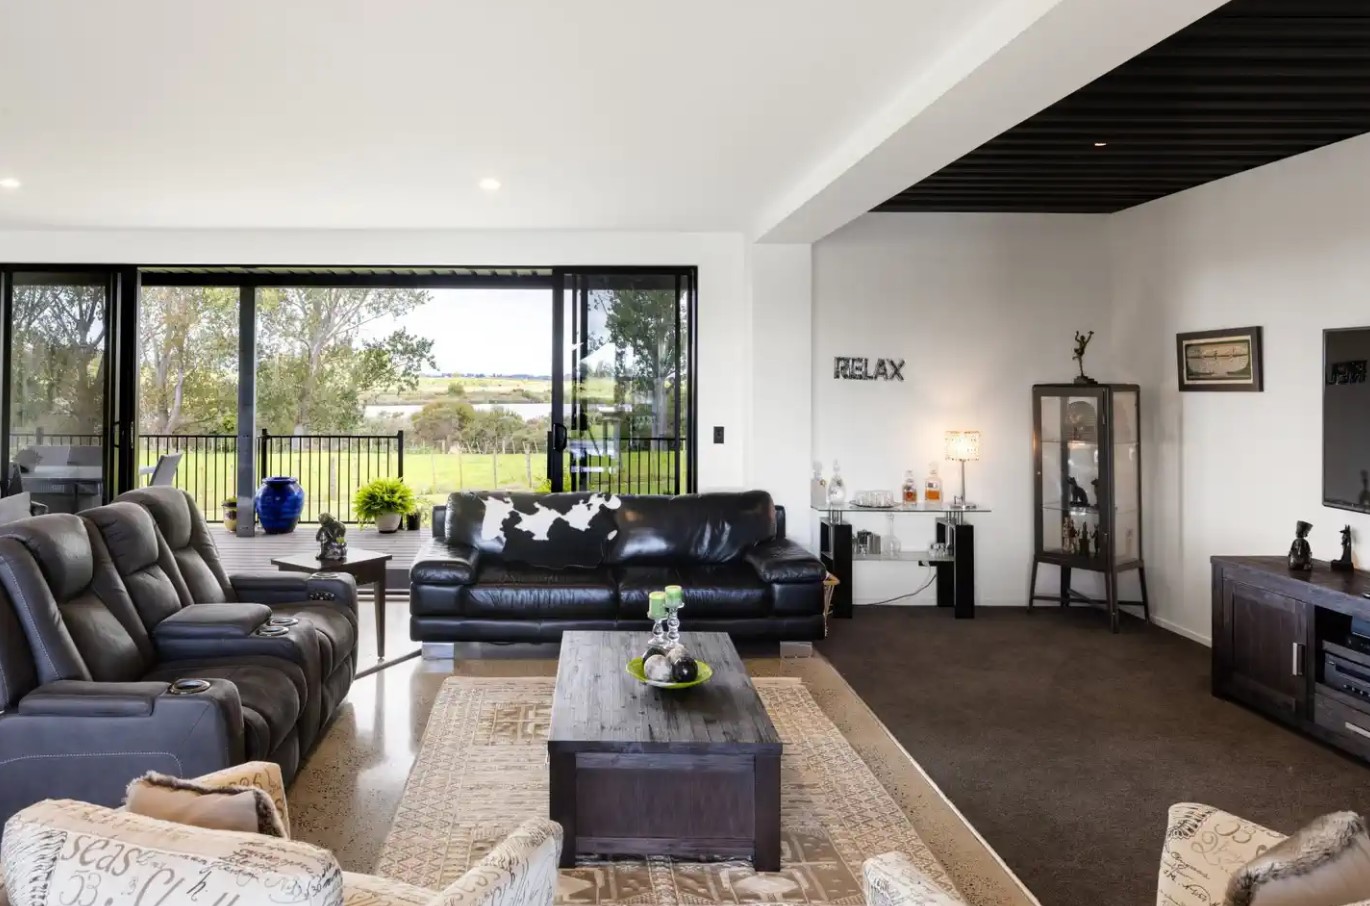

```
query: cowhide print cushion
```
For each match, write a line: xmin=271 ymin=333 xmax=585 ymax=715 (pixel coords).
xmin=452 ymin=492 xmax=622 ymax=569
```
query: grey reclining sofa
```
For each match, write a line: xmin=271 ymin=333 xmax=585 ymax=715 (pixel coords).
xmin=0 ymin=490 xmax=357 ymax=835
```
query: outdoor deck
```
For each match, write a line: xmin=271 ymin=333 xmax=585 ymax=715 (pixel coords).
xmin=216 ymin=525 xmax=428 ymax=594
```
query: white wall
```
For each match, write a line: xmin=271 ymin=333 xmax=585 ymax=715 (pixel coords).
xmin=813 ymin=213 xmax=1112 ymax=605
xmin=745 ymin=245 xmax=815 ymax=541
xmin=1109 ymin=133 xmax=1370 ymax=644
xmin=0 ymin=228 xmax=751 ymax=490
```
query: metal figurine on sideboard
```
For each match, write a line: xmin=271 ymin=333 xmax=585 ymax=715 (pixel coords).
xmin=1331 ymin=524 xmax=1355 ymax=573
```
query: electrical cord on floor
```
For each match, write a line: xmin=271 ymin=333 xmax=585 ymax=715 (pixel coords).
xmin=862 ymin=568 xmax=938 ymax=606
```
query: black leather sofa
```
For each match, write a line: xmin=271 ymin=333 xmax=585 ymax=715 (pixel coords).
xmin=410 ymin=490 xmax=828 ymax=643
xmin=0 ymin=491 xmax=358 ymax=833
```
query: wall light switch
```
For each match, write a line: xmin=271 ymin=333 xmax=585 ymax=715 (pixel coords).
xmin=713 ymin=426 xmax=725 ymax=444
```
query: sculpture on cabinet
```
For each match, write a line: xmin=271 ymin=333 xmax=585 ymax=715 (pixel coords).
xmin=1288 ymin=520 xmax=1314 ymax=572
xmin=1078 ymin=523 xmax=1092 ymax=559
xmin=1063 ymin=516 xmax=1078 ymax=554
xmin=1072 ymin=330 xmax=1097 ymax=385
xmin=1332 ymin=524 xmax=1355 ymax=573
xmin=1067 ymin=477 xmax=1090 ymax=507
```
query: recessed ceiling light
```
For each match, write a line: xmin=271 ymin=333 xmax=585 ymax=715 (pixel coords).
xmin=478 ymin=177 xmax=501 ymax=192
xmin=0 ymin=177 xmax=20 ymax=190
xmin=1092 ymin=141 xmax=1108 ymax=148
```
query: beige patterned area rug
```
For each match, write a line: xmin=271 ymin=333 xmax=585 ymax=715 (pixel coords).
xmin=377 ymin=676 xmax=968 ymax=905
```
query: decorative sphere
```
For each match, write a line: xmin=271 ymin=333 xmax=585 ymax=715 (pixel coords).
xmin=643 ymin=654 xmax=673 ymax=682
xmin=666 ymin=644 xmax=688 ymax=663
xmin=671 ymin=656 xmax=699 ymax=683
xmin=643 ymin=644 xmax=669 ymax=663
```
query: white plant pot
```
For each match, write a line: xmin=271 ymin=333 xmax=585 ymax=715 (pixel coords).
xmin=375 ymin=512 xmax=403 ymax=533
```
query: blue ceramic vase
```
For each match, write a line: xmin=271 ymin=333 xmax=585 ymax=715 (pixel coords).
xmin=256 ymin=477 xmax=305 ymax=534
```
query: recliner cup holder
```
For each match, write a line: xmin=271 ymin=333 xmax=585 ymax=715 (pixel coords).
xmin=169 ymin=679 xmax=211 ymax=695
xmin=255 ymin=625 xmax=290 ymax=637
xmin=269 ymin=616 xmax=300 ymax=627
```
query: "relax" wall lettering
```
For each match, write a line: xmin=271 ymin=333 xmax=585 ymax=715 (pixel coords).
xmin=833 ymin=356 xmax=905 ymax=381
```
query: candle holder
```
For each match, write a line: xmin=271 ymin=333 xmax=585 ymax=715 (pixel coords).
xmin=663 ymin=584 xmax=685 ymax=646
xmin=665 ymin=601 xmax=683 ymax=645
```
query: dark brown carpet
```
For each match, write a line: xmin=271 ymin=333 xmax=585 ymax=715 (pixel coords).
xmin=818 ymin=606 xmax=1370 ymax=906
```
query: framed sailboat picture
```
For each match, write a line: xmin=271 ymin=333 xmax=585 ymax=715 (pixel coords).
xmin=1176 ymin=326 xmax=1263 ymax=392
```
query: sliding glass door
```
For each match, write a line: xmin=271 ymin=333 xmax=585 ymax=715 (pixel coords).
xmin=0 ymin=269 xmax=129 ymax=512
xmin=552 ymin=269 xmax=695 ymax=495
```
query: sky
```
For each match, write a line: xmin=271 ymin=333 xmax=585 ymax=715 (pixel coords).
xmin=355 ymin=288 xmax=612 ymax=377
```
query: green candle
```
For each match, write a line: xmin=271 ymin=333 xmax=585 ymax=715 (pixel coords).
xmin=648 ymin=591 xmax=668 ymax=621
xmin=664 ymin=585 xmax=684 ymax=607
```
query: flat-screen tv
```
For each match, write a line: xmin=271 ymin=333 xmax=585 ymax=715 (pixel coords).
xmin=1324 ymin=327 xmax=1370 ymax=513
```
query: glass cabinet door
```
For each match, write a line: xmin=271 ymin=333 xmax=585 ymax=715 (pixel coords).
xmin=1038 ymin=388 xmax=1106 ymax=562
xmin=1111 ymin=389 xmax=1140 ymax=564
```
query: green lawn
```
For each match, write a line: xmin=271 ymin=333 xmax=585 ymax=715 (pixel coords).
xmin=143 ymin=447 xmax=684 ymax=522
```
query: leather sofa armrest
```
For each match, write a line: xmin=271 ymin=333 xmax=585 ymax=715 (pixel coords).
xmin=412 ymin=538 xmax=481 ymax=586
xmin=745 ymin=539 xmax=827 ymax=583
xmin=228 ymin=571 xmax=359 ymax=616
xmin=17 ymin=680 xmax=179 ymax=717
xmin=153 ymin=603 xmax=273 ymax=641
xmin=0 ymin=681 xmax=246 ymax=818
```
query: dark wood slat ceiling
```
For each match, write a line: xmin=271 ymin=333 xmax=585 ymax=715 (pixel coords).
xmin=877 ymin=0 xmax=1370 ymax=214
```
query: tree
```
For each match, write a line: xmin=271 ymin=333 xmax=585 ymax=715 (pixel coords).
xmin=10 ymin=281 xmax=109 ymax=435
xmin=412 ymin=399 xmax=476 ymax=452
xmin=138 ymin=286 xmax=238 ymax=434
xmin=255 ymin=286 xmax=436 ymax=435
xmin=465 ymin=407 xmax=526 ymax=454
xmin=586 ymin=279 xmax=683 ymax=439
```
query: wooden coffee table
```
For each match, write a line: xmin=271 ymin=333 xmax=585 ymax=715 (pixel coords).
xmin=548 ymin=631 xmax=782 ymax=870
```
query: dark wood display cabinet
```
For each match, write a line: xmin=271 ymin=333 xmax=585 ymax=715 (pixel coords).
xmin=1213 ymin=556 xmax=1370 ymax=762
xmin=1028 ymin=383 xmax=1150 ymax=632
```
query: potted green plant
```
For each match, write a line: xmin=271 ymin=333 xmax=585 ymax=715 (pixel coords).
xmin=353 ymin=477 xmax=417 ymax=533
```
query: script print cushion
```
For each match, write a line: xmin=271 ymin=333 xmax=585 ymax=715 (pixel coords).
xmin=0 ymin=799 xmax=343 ymax=906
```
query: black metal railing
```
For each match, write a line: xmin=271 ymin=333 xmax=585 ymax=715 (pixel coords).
xmin=567 ymin=436 xmax=682 ymax=495
xmin=137 ymin=433 xmax=240 ymax=519
xmin=258 ymin=430 xmax=404 ymax=523
xmin=11 ymin=431 xmax=102 ymax=448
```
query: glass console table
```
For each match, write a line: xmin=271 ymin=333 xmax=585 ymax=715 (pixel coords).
xmin=815 ymin=503 xmax=991 ymax=620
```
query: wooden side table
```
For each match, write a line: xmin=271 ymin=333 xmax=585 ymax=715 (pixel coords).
xmin=271 ymin=547 xmax=411 ymax=677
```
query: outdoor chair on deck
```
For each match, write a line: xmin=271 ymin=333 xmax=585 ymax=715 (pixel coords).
xmin=142 ymin=451 xmax=183 ymax=486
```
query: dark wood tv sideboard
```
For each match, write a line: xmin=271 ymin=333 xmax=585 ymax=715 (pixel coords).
xmin=1213 ymin=555 xmax=1370 ymax=762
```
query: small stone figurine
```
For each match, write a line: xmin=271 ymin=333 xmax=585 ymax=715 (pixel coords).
xmin=1072 ymin=330 xmax=1097 ymax=385
xmin=316 ymin=513 xmax=348 ymax=561
xmin=1067 ymin=477 xmax=1091 ymax=507
xmin=1078 ymin=523 xmax=1092 ymax=559
xmin=1332 ymin=525 xmax=1355 ymax=573
xmin=1288 ymin=520 xmax=1313 ymax=572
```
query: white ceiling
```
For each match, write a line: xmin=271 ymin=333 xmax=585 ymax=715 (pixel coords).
xmin=0 ymin=0 xmax=998 ymax=232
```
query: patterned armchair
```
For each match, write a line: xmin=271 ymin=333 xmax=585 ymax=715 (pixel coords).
xmin=0 ymin=762 xmax=562 ymax=906
xmin=863 ymin=852 xmax=963 ymax=906
xmin=862 ymin=804 xmax=1370 ymax=906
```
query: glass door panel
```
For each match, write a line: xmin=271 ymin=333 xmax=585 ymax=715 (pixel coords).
xmin=3 ymin=270 xmax=114 ymax=512
xmin=553 ymin=270 xmax=693 ymax=494
xmin=136 ymin=284 xmax=240 ymax=517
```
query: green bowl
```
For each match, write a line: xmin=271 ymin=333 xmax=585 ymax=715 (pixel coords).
xmin=626 ymin=656 xmax=714 ymax=690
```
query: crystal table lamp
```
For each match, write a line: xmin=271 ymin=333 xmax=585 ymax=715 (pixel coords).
xmin=944 ymin=430 xmax=982 ymax=506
